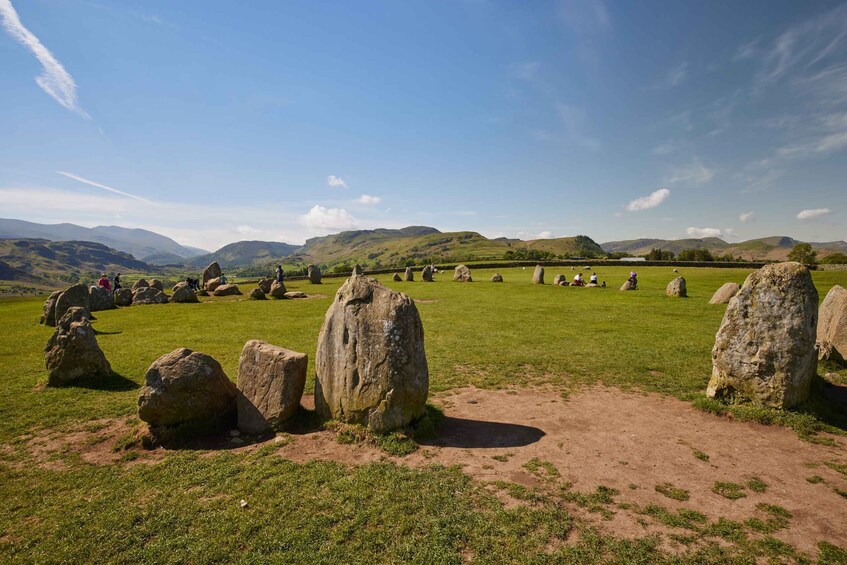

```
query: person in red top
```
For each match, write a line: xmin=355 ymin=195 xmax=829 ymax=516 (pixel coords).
xmin=97 ymin=273 xmax=112 ymax=292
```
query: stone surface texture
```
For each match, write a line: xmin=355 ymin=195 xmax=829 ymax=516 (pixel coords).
xmin=710 ymin=282 xmax=741 ymax=305
xmin=89 ymin=286 xmax=116 ymax=311
xmin=114 ymin=288 xmax=133 ymax=306
xmin=44 ymin=307 xmax=111 ymax=386
xmin=454 ymin=265 xmax=472 ymax=282
xmin=269 ymin=280 xmax=287 ymax=299
xmin=237 ymin=340 xmax=307 ymax=434
xmin=817 ymin=285 xmax=847 ymax=364
xmin=202 ymin=262 xmax=222 ymax=288
xmin=249 ymin=288 xmax=266 ymax=300
xmin=40 ymin=291 xmax=62 ymax=326
xmin=491 ymin=273 xmax=503 ymax=283
xmin=422 ymin=265 xmax=433 ymax=282
xmin=55 ymin=283 xmax=91 ymax=322
xmin=666 ymin=277 xmax=687 ymax=298
xmin=132 ymin=287 xmax=169 ymax=305
xmin=171 ymin=285 xmax=199 ymax=303
xmin=307 ymin=265 xmax=322 ymax=284
xmin=533 ymin=265 xmax=545 ymax=284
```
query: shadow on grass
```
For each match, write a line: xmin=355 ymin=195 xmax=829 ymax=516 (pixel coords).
xmin=67 ymin=371 xmax=139 ymax=392
xmin=93 ymin=329 xmax=122 ymax=336
xmin=418 ymin=416 xmax=545 ymax=449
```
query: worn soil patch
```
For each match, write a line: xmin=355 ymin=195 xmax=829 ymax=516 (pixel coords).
xmin=277 ymin=387 xmax=847 ymax=555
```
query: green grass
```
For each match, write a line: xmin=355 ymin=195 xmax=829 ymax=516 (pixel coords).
xmin=1 ymin=266 xmax=846 ymax=562
xmin=746 ymin=476 xmax=768 ymax=493
xmin=712 ymin=481 xmax=747 ymax=500
xmin=655 ymin=482 xmax=690 ymax=501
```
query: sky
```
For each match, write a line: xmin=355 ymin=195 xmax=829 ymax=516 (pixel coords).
xmin=1 ymin=0 xmax=846 ymax=251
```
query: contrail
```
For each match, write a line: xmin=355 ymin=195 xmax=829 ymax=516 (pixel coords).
xmin=0 ymin=0 xmax=89 ymax=117
xmin=57 ymin=171 xmax=156 ymax=205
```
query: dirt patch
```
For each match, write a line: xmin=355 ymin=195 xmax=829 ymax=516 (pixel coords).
xmin=281 ymin=387 xmax=847 ymax=555
xmin=415 ymin=299 xmax=438 ymax=304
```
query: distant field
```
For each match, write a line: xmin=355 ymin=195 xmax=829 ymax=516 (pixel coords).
xmin=1 ymin=266 xmax=845 ymax=562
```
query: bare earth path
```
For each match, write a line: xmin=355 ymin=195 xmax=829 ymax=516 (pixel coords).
xmin=277 ymin=387 xmax=847 ymax=555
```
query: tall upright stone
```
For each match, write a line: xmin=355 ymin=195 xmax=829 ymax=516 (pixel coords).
xmin=237 ymin=341 xmax=307 ymax=434
xmin=817 ymin=285 xmax=847 ymax=364
xmin=307 ymin=265 xmax=322 ymax=284
xmin=707 ymin=262 xmax=818 ymax=409
xmin=44 ymin=307 xmax=111 ymax=386
xmin=404 ymin=267 xmax=414 ymax=282
xmin=533 ymin=265 xmax=545 ymax=284
xmin=453 ymin=265 xmax=472 ymax=282
xmin=40 ymin=291 xmax=62 ymax=326
xmin=89 ymin=286 xmax=116 ymax=311
xmin=422 ymin=265 xmax=433 ymax=282
xmin=315 ymin=276 xmax=428 ymax=432
xmin=54 ymin=283 xmax=91 ymax=322
xmin=666 ymin=277 xmax=687 ymax=297
xmin=202 ymin=262 xmax=222 ymax=288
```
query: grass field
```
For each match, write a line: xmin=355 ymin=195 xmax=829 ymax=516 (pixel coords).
xmin=1 ymin=266 xmax=846 ymax=563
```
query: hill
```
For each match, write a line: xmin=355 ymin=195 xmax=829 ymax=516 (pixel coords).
xmin=0 ymin=218 xmax=208 ymax=262
xmin=601 ymin=236 xmax=847 ymax=261
xmin=187 ymin=241 xmax=302 ymax=269
xmin=0 ymin=238 xmax=152 ymax=283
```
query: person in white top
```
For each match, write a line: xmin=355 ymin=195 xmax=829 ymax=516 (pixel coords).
xmin=589 ymin=272 xmax=598 ymax=284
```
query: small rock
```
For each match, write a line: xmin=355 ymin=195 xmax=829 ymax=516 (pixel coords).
xmin=213 ymin=284 xmax=242 ymax=297
xmin=269 ymin=280 xmax=287 ymax=299
xmin=240 ymin=499 xmax=248 ymax=508
xmin=491 ymin=273 xmax=503 ymax=283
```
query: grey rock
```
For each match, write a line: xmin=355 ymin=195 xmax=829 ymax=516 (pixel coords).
xmin=114 ymin=288 xmax=133 ymax=307
xmin=491 ymin=273 xmax=503 ymax=282
xmin=44 ymin=307 xmax=111 ymax=386
xmin=206 ymin=277 xmax=222 ymax=292
xmin=454 ymin=265 xmax=472 ymax=282
xmin=269 ymin=280 xmax=287 ymax=299
xmin=132 ymin=286 xmax=169 ymax=305
xmin=55 ymin=283 xmax=91 ymax=322
xmin=131 ymin=279 xmax=149 ymax=291
xmin=171 ymin=285 xmax=199 ymax=303
xmin=237 ymin=340 xmax=307 ymax=434
xmin=249 ymin=288 xmax=266 ymax=300
xmin=258 ymin=278 xmax=273 ymax=294
xmin=202 ymin=262 xmax=222 ymax=288
xmin=404 ymin=267 xmax=414 ymax=282
xmin=307 ymin=265 xmax=322 ymax=284
xmin=393 ymin=273 xmax=402 ymax=282
xmin=710 ymin=282 xmax=741 ymax=305
xmin=422 ymin=265 xmax=433 ymax=282
xmin=532 ymin=265 xmax=545 ymax=284
xmin=148 ymin=279 xmax=164 ymax=292
xmin=89 ymin=286 xmax=116 ymax=312
xmin=352 ymin=264 xmax=364 ymax=276
xmin=315 ymin=276 xmax=428 ymax=433
xmin=817 ymin=285 xmax=847 ymax=364
xmin=213 ymin=284 xmax=242 ymax=297
xmin=553 ymin=275 xmax=565 ymax=285
xmin=40 ymin=291 xmax=62 ymax=326
xmin=284 ymin=291 xmax=307 ymax=299
xmin=137 ymin=348 xmax=237 ymax=429
xmin=620 ymin=280 xmax=635 ymax=291
xmin=707 ymin=262 xmax=818 ymax=409
xmin=666 ymin=277 xmax=687 ymax=297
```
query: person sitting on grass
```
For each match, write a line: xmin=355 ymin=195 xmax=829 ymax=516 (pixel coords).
xmin=589 ymin=272 xmax=598 ymax=284
xmin=573 ymin=273 xmax=584 ymax=287
xmin=98 ymin=273 xmax=112 ymax=292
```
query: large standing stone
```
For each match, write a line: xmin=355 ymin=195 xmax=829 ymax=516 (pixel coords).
xmin=533 ymin=265 xmax=545 ymax=284
xmin=249 ymin=288 xmax=266 ymax=300
xmin=55 ymin=283 xmax=91 ymax=322
xmin=40 ymin=291 xmax=62 ymax=326
xmin=206 ymin=277 xmax=223 ymax=292
xmin=666 ymin=277 xmax=687 ymax=297
xmin=131 ymin=279 xmax=149 ymax=291
xmin=148 ymin=279 xmax=164 ymax=292
xmin=393 ymin=273 xmax=402 ymax=282
xmin=422 ymin=265 xmax=433 ymax=282
xmin=237 ymin=340 xmax=307 ymax=434
xmin=171 ymin=285 xmax=199 ymax=303
xmin=213 ymin=284 xmax=242 ymax=296
xmin=132 ymin=287 xmax=169 ymax=305
xmin=114 ymin=288 xmax=133 ymax=307
xmin=307 ymin=265 xmax=322 ymax=284
xmin=269 ymin=280 xmax=287 ymax=299
xmin=202 ymin=262 xmax=221 ymax=288
xmin=258 ymin=278 xmax=273 ymax=294
xmin=491 ymin=273 xmax=503 ymax=283
xmin=710 ymin=282 xmax=741 ymax=305
xmin=404 ymin=267 xmax=414 ymax=282
xmin=315 ymin=276 xmax=429 ymax=432
xmin=44 ymin=307 xmax=111 ymax=386
xmin=707 ymin=262 xmax=818 ymax=409
xmin=89 ymin=286 xmax=116 ymax=311
xmin=137 ymin=348 xmax=237 ymax=429
xmin=352 ymin=264 xmax=364 ymax=276
xmin=454 ymin=265 xmax=472 ymax=282
xmin=817 ymin=285 xmax=847 ymax=364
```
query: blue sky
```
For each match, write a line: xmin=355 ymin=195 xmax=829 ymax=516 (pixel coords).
xmin=1 ymin=0 xmax=845 ymax=250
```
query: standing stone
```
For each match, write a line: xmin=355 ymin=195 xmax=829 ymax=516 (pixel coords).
xmin=710 ymin=282 xmax=741 ymax=305
xmin=315 ymin=276 xmax=429 ymax=433
xmin=237 ymin=340 xmax=307 ymax=434
xmin=213 ymin=284 xmax=242 ymax=296
xmin=258 ymin=278 xmax=273 ymax=294
xmin=40 ymin=291 xmax=62 ymax=326
xmin=393 ymin=273 xmax=402 ymax=282
xmin=553 ymin=275 xmax=565 ymax=285
xmin=171 ymin=285 xmax=199 ymax=303
xmin=132 ymin=287 xmax=169 ymax=305
xmin=148 ymin=279 xmax=164 ymax=292
xmin=491 ymin=273 xmax=503 ymax=282
xmin=137 ymin=348 xmax=237 ymax=430
xmin=269 ymin=280 xmax=287 ymax=299
xmin=707 ymin=262 xmax=818 ymax=409
xmin=114 ymin=288 xmax=133 ymax=306
xmin=307 ymin=265 xmax=322 ymax=284
xmin=44 ymin=307 xmax=111 ymax=386
xmin=533 ymin=265 xmax=545 ymax=284
xmin=249 ymin=288 xmax=266 ymax=300
xmin=454 ymin=265 xmax=472 ymax=282
xmin=352 ymin=264 xmax=364 ymax=276
xmin=422 ymin=265 xmax=433 ymax=282
xmin=202 ymin=262 xmax=222 ymax=288
xmin=620 ymin=280 xmax=635 ymax=291
xmin=89 ymin=286 xmax=116 ymax=311
xmin=132 ymin=279 xmax=149 ymax=291
xmin=404 ymin=267 xmax=414 ymax=282
xmin=666 ymin=277 xmax=687 ymax=297
xmin=55 ymin=283 xmax=91 ymax=322
xmin=817 ymin=285 xmax=847 ymax=364
xmin=206 ymin=277 xmax=223 ymax=292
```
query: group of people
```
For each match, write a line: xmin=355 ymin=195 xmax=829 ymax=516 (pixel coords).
xmin=97 ymin=272 xmax=121 ymax=293
xmin=571 ymin=271 xmax=602 ymax=287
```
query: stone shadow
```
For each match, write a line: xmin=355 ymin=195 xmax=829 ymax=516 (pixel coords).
xmin=67 ymin=371 xmax=139 ymax=392
xmin=418 ymin=416 xmax=545 ymax=449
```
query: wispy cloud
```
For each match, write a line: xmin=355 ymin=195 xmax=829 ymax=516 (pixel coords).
xmin=625 ymin=188 xmax=670 ymax=212
xmin=56 ymin=171 xmax=156 ymax=205
xmin=651 ymin=142 xmax=675 ymax=155
xmin=686 ymin=227 xmax=722 ymax=238
xmin=664 ymin=157 xmax=714 ymax=185
xmin=739 ymin=211 xmax=755 ymax=223
xmin=357 ymin=194 xmax=382 ymax=205
xmin=0 ymin=0 xmax=88 ymax=117
xmin=796 ymin=208 xmax=831 ymax=220
xmin=300 ymin=205 xmax=357 ymax=232
xmin=327 ymin=175 xmax=349 ymax=189
xmin=652 ymin=62 xmax=688 ymax=89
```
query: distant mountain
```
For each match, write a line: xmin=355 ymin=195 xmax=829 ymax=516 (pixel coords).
xmin=187 ymin=240 xmax=302 ymax=269
xmin=0 ymin=238 xmax=153 ymax=283
xmin=601 ymin=236 xmax=847 ymax=261
xmin=0 ymin=218 xmax=208 ymax=262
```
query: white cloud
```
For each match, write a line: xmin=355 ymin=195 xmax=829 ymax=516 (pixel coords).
xmin=625 ymin=188 xmax=670 ymax=212
xmin=651 ymin=142 xmax=675 ymax=155
xmin=739 ymin=211 xmax=755 ymax=222
xmin=327 ymin=175 xmax=349 ymax=189
xmin=357 ymin=194 xmax=382 ymax=205
xmin=796 ymin=208 xmax=832 ymax=220
xmin=236 ymin=225 xmax=258 ymax=235
xmin=0 ymin=0 xmax=88 ymax=117
xmin=664 ymin=157 xmax=714 ymax=185
xmin=686 ymin=227 xmax=722 ymax=238
xmin=300 ymin=205 xmax=357 ymax=232
xmin=652 ymin=62 xmax=688 ymax=89
xmin=57 ymin=171 xmax=156 ymax=205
